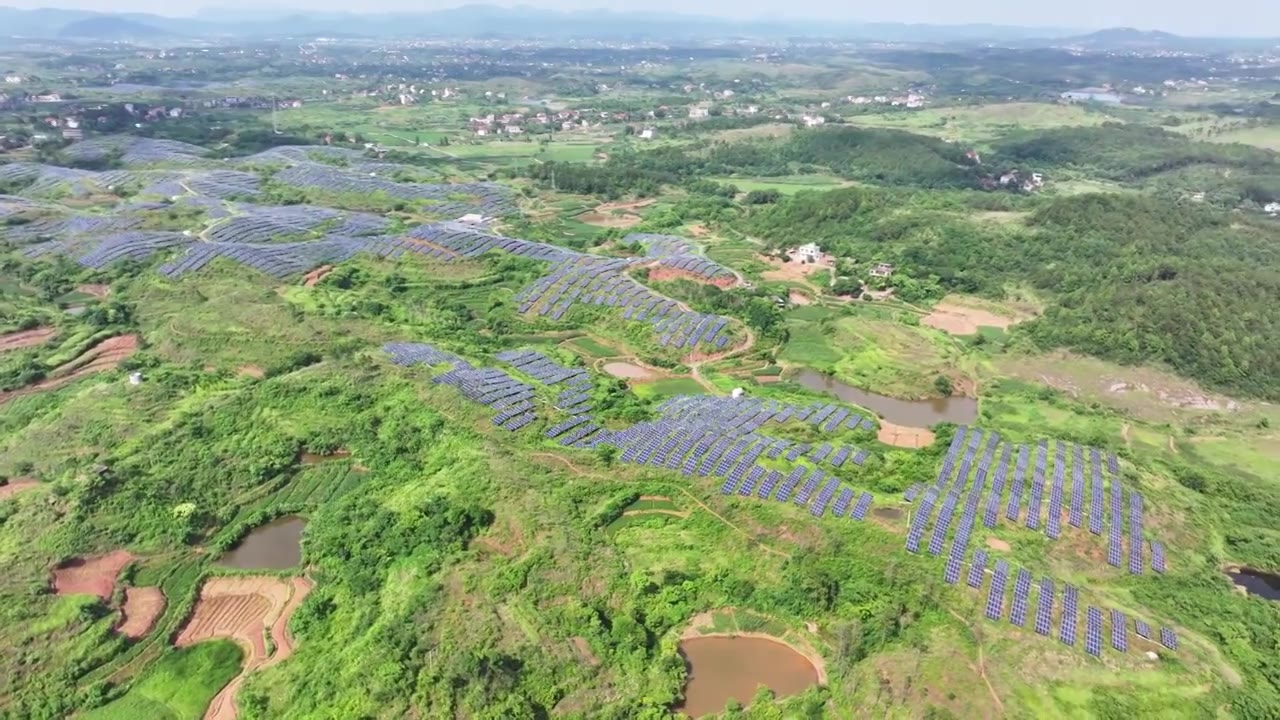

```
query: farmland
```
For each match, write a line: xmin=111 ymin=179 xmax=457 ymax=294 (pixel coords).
xmin=1 ymin=22 xmax=1280 ymax=720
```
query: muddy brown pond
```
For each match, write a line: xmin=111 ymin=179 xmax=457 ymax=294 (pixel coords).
xmin=217 ymin=515 xmax=306 ymax=570
xmin=791 ymin=368 xmax=978 ymax=427
xmin=676 ymin=636 xmax=819 ymax=717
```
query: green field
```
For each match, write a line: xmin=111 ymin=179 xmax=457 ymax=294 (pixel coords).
xmin=83 ymin=642 xmax=243 ymax=720
xmin=630 ymin=377 xmax=707 ymax=398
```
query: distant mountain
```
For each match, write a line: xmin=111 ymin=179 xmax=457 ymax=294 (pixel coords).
xmin=0 ymin=4 xmax=1081 ymax=42
xmin=58 ymin=15 xmax=168 ymax=40
xmin=4 ymin=6 xmax=1274 ymax=47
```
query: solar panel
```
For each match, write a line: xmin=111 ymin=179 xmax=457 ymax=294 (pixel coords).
xmin=1150 ymin=540 xmax=1166 ymax=573
xmin=1034 ymin=577 xmax=1054 ymax=636
xmin=985 ymin=560 xmax=1010 ymax=620
xmin=1059 ymin=584 xmax=1078 ymax=646
xmin=1085 ymin=607 xmax=1104 ymax=657
xmin=851 ymin=492 xmax=873 ymax=520
xmin=1134 ymin=619 xmax=1151 ymax=639
xmin=967 ymin=550 xmax=988 ymax=589
xmin=1009 ymin=568 xmax=1032 ymax=627
xmin=1110 ymin=609 xmax=1129 ymax=652
xmin=1159 ymin=627 xmax=1178 ymax=651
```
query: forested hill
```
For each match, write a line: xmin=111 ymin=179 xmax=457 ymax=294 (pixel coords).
xmin=522 ymin=126 xmax=1018 ymax=198
xmin=742 ymin=187 xmax=1280 ymax=400
xmin=994 ymin=125 xmax=1280 ymax=203
xmin=1019 ymin=194 xmax=1280 ymax=399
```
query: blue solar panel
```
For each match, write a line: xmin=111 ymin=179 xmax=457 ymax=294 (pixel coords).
xmin=1034 ymin=577 xmax=1054 ymax=636
xmin=1159 ymin=627 xmax=1178 ymax=651
xmin=1110 ymin=609 xmax=1128 ymax=652
xmin=967 ymin=550 xmax=987 ymax=589
xmin=1059 ymin=585 xmax=1078 ymax=646
xmin=851 ymin=492 xmax=873 ymax=520
xmin=1085 ymin=606 xmax=1104 ymax=657
xmin=1009 ymin=568 xmax=1032 ymax=627
xmin=985 ymin=560 xmax=1010 ymax=620
xmin=1134 ymin=619 xmax=1151 ymax=639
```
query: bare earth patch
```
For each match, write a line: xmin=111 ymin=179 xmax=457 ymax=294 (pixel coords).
xmin=178 ymin=575 xmax=312 ymax=720
xmin=877 ymin=421 xmax=936 ymax=449
xmin=788 ymin=290 xmax=812 ymax=306
xmin=760 ymin=254 xmax=830 ymax=285
xmin=77 ymin=283 xmax=110 ymax=299
xmin=577 ymin=211 xmax=642 ymax=228
xmin=570 ymin=636 xmax=600 ymax=667
xmin=52 ymin=550 xmax=134 ymax=599
xmin=0 ymin=477 xmax=39 ymax=499
xmin=0 ymin=327 xmax=56 ymax=353
xmin=237 ymin=365 xmax=265 ymax=379
xmin=986 ymin=538 xmax=1012 ymax=552
xmin=0 ymin=334 xmax=140 ymax=406
xmin=117 ymin=586 xmax=166 ymax=639
xmin=922 ymin=301 xmax=1026 ymax=336
xmin=302 ymin=265 xmax=333 ymax=287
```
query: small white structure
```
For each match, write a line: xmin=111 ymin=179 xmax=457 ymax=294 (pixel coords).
xmin=457 ymin=213 xmax=487 ymax=225
xmin=128 ymin=372 xmax=143 ymax=386
xmin=730 ymin=387 xmax=745 ymax=399
xmin=794 ymin=243 xmax=822 ymax=263
xmin=869 ymin=262 xmax=895 ymax=278
xmin=639 ymin=126 xmax=656 ymax=140
xmin=1264 ymin=201 xmax=1280 ymax=215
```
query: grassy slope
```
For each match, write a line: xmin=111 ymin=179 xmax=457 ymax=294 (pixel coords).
xmin=83 ymin=642 xmax=244 ymax=720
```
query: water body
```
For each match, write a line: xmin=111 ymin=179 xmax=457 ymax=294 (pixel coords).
xmin=872 ymin=507 xmax=903 ymax=521
xmin=602 ymin=361 xmax=655 ymax=380
xmin=791 ymin=369 xmax=978 ymax=427
xmin=1227 ymin=568 xmax=1280 ymax=601
xmin=217 ymin=515 xmax=306 ymax=570
xmin=676 ymin=636 xmax=819 ymax=718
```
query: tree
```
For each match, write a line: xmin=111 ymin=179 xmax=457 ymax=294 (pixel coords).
xmin=934 ymin=375 xmax=954 ymax=396
xmin=596 ymin=445 xmax=618 ymax=467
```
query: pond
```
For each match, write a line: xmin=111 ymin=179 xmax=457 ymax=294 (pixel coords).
xmin=791 ymin=368 xmax=978 ymax=427
xmin=1227 ymin=568 xmax=1280 ymax=601
xmin=676 ymin=636 xmax=819 ymax=718
xmin=602 ymin=361 xmax=656 ymax=380
xmin=217 ymin=515 xmax=306 ymax=570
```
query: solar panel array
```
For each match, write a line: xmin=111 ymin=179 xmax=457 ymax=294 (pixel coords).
xmin=1060 ymin=584 xmax=1079 ymax=646
xmin=986 ymin=559 xmax=1010 ymax=620
xmin=1110 ymin=609 xmax=1128 ymax=652
xmin=382 ymin=342 xmax=537 ymax=430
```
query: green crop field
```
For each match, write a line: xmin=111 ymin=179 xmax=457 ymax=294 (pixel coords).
xmin=83 ymin=642 xmax=243 ymax=720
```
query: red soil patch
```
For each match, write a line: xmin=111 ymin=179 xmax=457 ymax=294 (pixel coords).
xmin=51 ymin=550 xmax=134 ymax=599
xmin=0 ymin=477 xmax=39 ymax=499
xmin=0 ymin=334 xmax=139 ymax=405
xmin=760 ymin=254 xmax=830 ymax=284
xmin=986 ymin=537 xmax=1012 ymax=552
xmin=789 ymin=289 xmax=812 ymax=305
xmin=77 ymin=284 xmax=110 ymax=299
xmin=117 ymin=586 xmax=166 ymax=639
xmin=178 ymin=575 xmax=312 ymax=720
xmin=647 ymin=264 xmax=736 ymax=289
xmin=686 ymin=223 xmax=710 ymax=237
xmin=877 ymin=421 xmax=936 ymax=449
xmin=577 ymin=211 xmax=642 ymax=228
xmin=0 ymin=327 xmax=56 ymax=353
xmin=302 ymin=265 xmax=333 ymax=287
xmin=921 ymin=301 xmax=1027 ymax=336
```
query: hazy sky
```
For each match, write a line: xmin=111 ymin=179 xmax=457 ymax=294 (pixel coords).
xmin=5 ymin=0 xmax=1280 ymax=37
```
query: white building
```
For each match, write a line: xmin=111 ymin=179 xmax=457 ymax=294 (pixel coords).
xmin=794 ymin=242 xmax=822 ymax=262
xmin=1265 ymin=202 xmax=1280 ymax=215
xmin=802 ymin=114 xmax=826 ymax=127
xmin=639 ymin=126 xmax=656 ymax=140
xmin=688 ymin=106 xmax=710 ymax=119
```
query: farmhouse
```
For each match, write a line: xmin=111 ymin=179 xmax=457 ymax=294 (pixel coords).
xmin=639 ymin=126 xmax=657 ymax=140
xmin=794 ymin=242 xmax=823 ymax=263
xmin=869 ymin=262 xmax=895 ymax=278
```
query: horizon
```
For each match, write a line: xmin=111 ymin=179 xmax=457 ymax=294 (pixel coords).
xmin=0 ymin=1 xmax=1277 ymax=38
